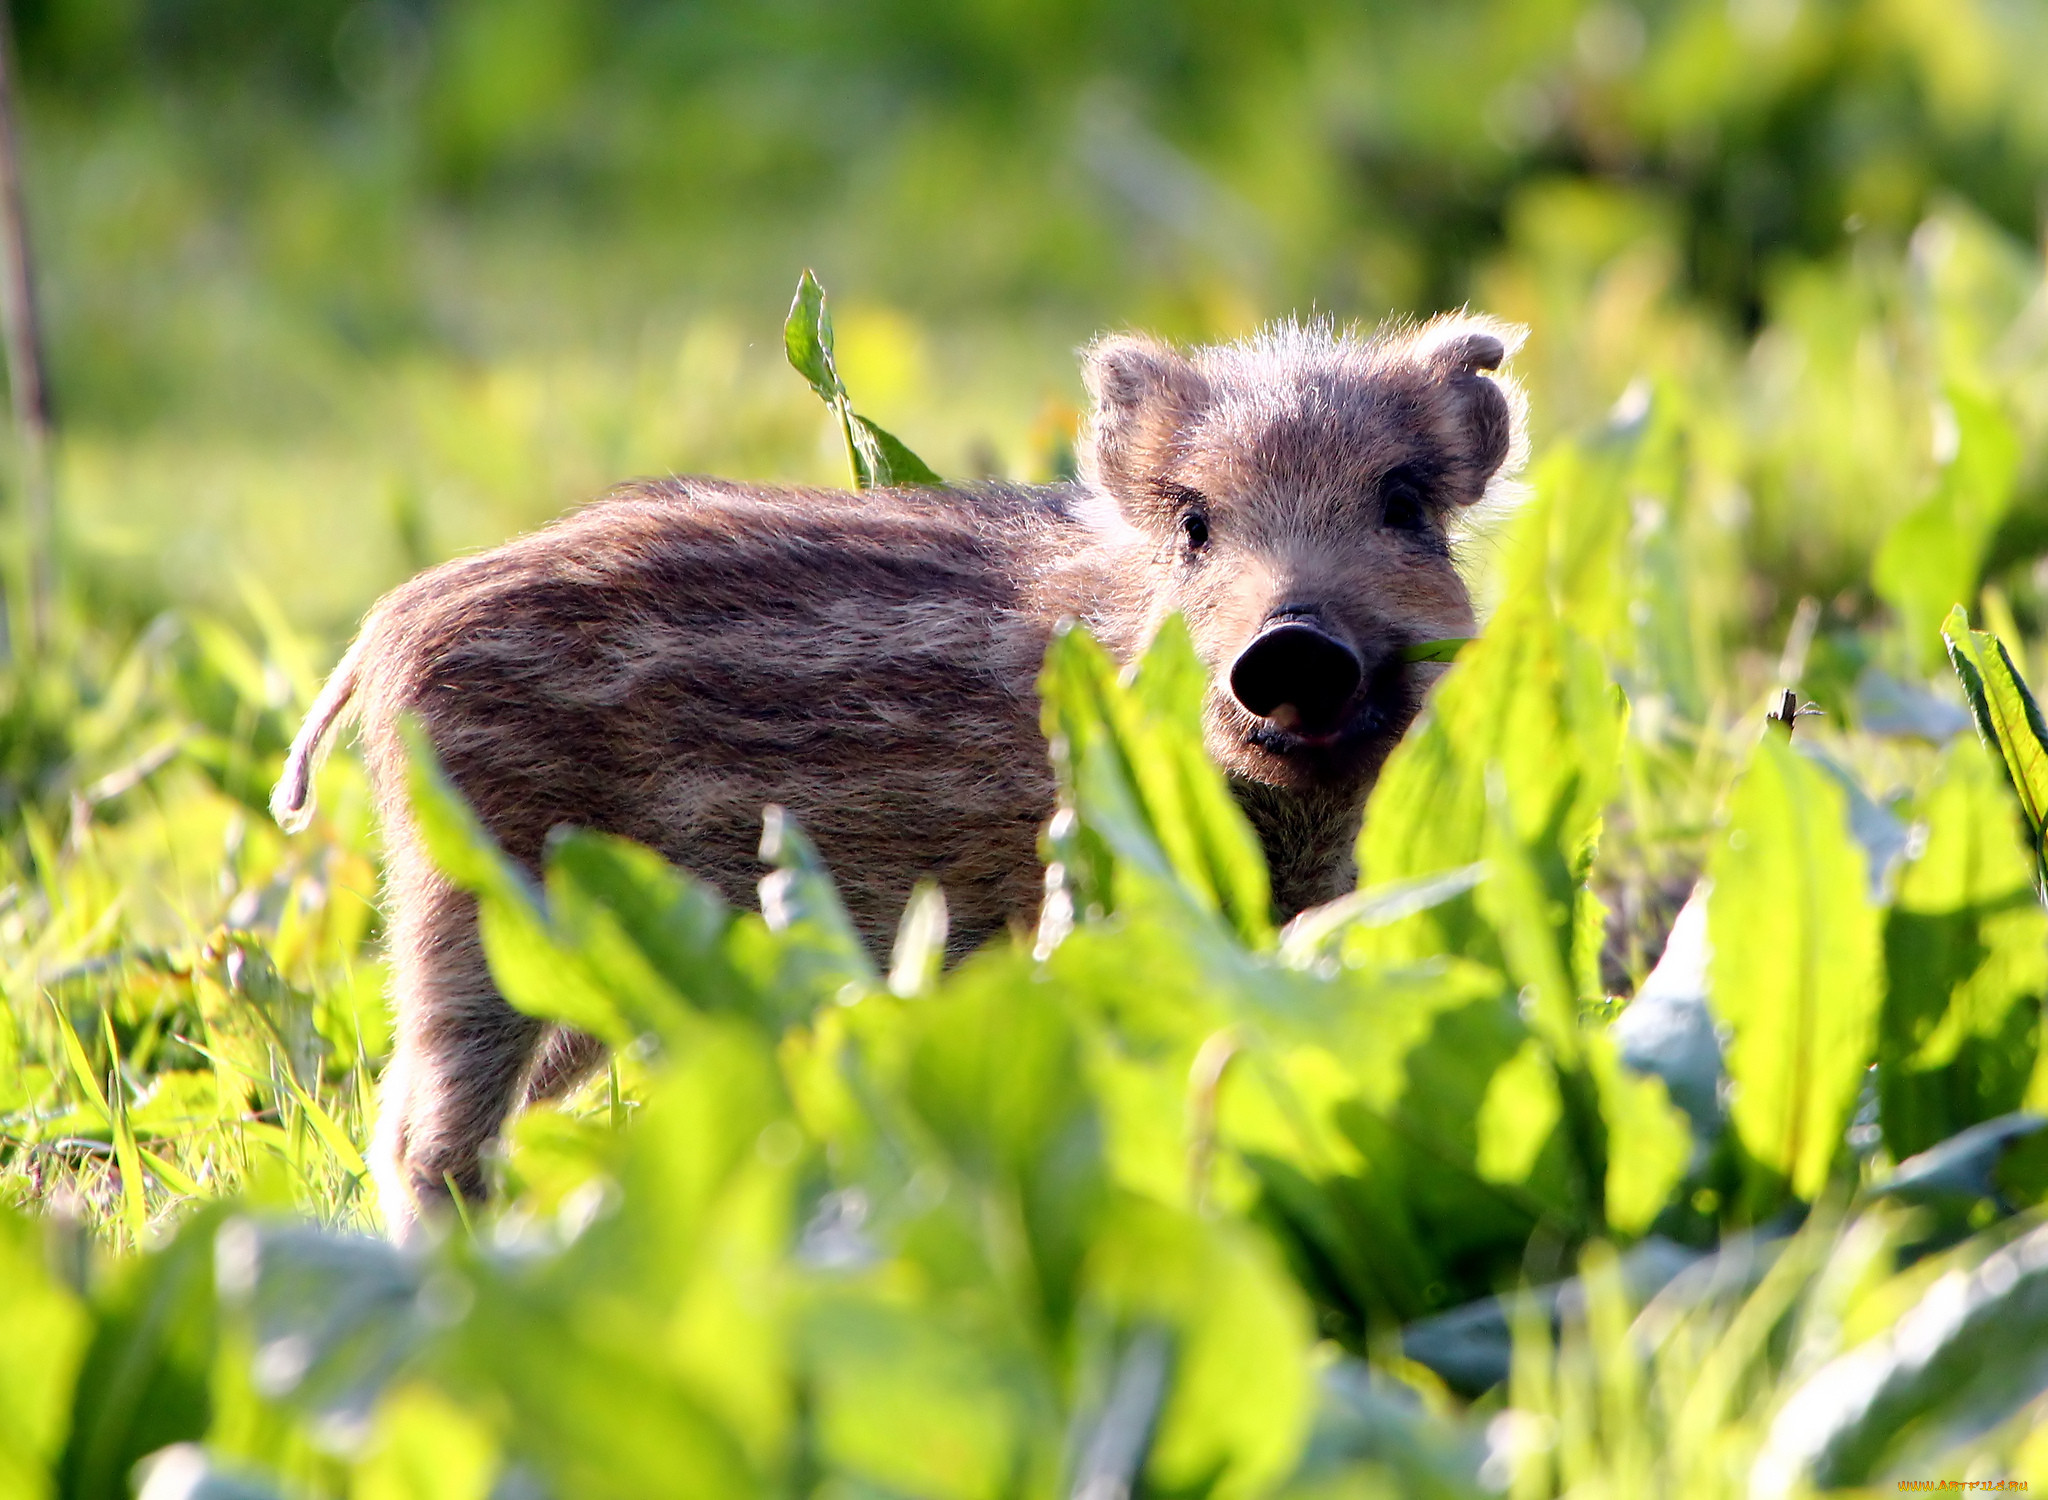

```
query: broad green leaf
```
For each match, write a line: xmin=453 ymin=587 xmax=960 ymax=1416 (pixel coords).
xmin=406 ymin=723 xmax=812 ymax=1044
xmin=1874 ymin=384 xmax=2018 ymax=671
xmin=58 ymin=1206 xmax=228 ymax=1500
xmin=782 ymin=270 xmax=939 ymax=489
xmin=900 ymin=950 xmax=1106 ymax=1327
xmin=1357 ymin=506 xmax=1624 ymax=966
xmin=1278 ymin=862 xmax=1488 ymax=968
xmin=438 ymin=1293 xmax=757 ymax=1500
xmin=1943 ymin=604 xmax=2048 ymax=885
xmin=399 ymin=718 xmax=538 ymax=917
xmin=542 ymin=830 xmax=770 ymax=1030
xmin=1082 ymin=1196 xmax=1314 ymax=1500
xmin=1708 ymin=736 xmax=1885 ymax=1217
xmin=1618 ymin=398 xmax=1710 ymax=722
xmin=754 ymin=805 xmax=879 ymax=1003
xmin=1235 ymin=966 xmax=1584 ymax=1329
xmin=1478 ymin=776 xmax=1583 ymax=1065
xmin=781 ymin=269 xmax=842 ymax=405
xmin=1475 ymin=776 xmax=1607 ymax=1227
xmin=1587 ymin=1034 xmax=1691 ymax=1236
xmin=597 ymin=1019 xmax=794 ymax=1286
xmin=848 ymin=413 xmax=942 ymax=487
xmin=612 ymin=1027 xmax=799 ymax=1463
xmin=0 ymin=1210 xmax=89 ymax=1500
xmin=1506 ymin=423 xmax=1639 ymax=648
xmin=803 ymin=1298 xmax=1029 ymax=1500
xmin=439 ymin=1026 xmax=792 ymax=1498
xmin=351 ymin=1385 xmax=497 ymax=1500
xmin=1039 ymin=618 xmax=1272 ymax=947
xmin=402 ymin=723 xmax=638 ymax=1045
xmin=1879 ymin=739 xmax=2048 ymax=1159
xmin=1474 ymin=1039 xmax=1564 ymax=1187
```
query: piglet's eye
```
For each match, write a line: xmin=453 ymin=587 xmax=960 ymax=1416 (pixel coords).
xmin=1181 ymin=509 xmax=1210 ymax=550
xmin=1379 ymin=470 xmax=1429 ymax=533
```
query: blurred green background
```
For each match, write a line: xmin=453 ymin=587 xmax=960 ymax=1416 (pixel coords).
xmin=19 ymin=0 xmax=2048 ymax=647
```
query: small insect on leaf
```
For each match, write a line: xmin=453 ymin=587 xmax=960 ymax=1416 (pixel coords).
xmin=1399 ymin=638 xmax=1473 ymax=664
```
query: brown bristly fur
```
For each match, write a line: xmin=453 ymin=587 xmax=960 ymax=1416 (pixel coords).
xmin=274 ymin=312 xmax=1527 ymax=1241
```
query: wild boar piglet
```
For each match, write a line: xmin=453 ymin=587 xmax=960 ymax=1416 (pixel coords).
xmin=272 ymin=313 xmax=1527 ymax=1241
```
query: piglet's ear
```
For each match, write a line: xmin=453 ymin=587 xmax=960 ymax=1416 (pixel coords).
xmin=1431 ymin=331 xmax=1506 ymax=374
xmin=1415 ymin=315 xmax=1528 ymax=501
xmin=1080 ymin=334 xmax=1210 ymax=499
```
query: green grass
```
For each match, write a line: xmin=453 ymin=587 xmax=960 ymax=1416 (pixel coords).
xmin=12 ymin=0 xmax=2048 ymax=1490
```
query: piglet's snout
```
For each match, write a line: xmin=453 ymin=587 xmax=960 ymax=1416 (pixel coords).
xmin=1228 ymin=620 xmax=1363 ymax=733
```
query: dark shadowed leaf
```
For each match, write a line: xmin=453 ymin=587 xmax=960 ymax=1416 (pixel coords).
xmin=210 ymin=1218 xmax=426 ymax=1442
xmin=1278 ymin=1359 xmax=1488 ymax=1499
xmin=1879 ymin=1112 xmax=2047 ymax=1207
xmin=1879 ymin=740 xmax=2048 ymax=1159
xmin=1611 ymin=887 xmax=1725 ymax=1141
xmin=1943 ymin=603 xmax=2048 ymax=886
xmin=1753 ymin=1218 xmax=2048 ymax=1492
xmin=1401 ymin=1235 xmax=1704 ymax=1396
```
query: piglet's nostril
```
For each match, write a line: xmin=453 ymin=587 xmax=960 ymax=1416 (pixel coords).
xmin=1229 ymin=622 xmax=1363 ymax=731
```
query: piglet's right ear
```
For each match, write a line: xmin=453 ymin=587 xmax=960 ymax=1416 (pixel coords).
xmin=1080 ymin=334 xmax=1209 ymax=499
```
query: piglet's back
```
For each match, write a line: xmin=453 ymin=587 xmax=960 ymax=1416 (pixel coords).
xmin=352 ymin=476 xmax=1074 ymax=949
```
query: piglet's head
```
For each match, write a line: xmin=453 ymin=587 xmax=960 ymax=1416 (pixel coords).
xmin=1079 ymin=315 xmax=1527 ymax=794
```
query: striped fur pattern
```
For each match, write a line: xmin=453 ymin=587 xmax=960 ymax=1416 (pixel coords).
xmin=273 ymin=313 xmax=1527 ymax=1240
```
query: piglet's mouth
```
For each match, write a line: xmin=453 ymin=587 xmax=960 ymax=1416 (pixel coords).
xmin=1257 ymin=705 xmax=1350 ymax=748
xmin=1240 ymin=668 xmax=1407 ymax=756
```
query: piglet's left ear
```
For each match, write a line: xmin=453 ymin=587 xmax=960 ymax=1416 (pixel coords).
xmin=1432 ymin=330 xmax=1505 ymax=373
xmin=1416 ymin=315 xmax=1528 ymax=499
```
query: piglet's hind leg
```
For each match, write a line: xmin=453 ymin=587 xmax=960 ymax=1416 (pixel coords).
xmin=373 ymin=874 xmax=544 ymax=1240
